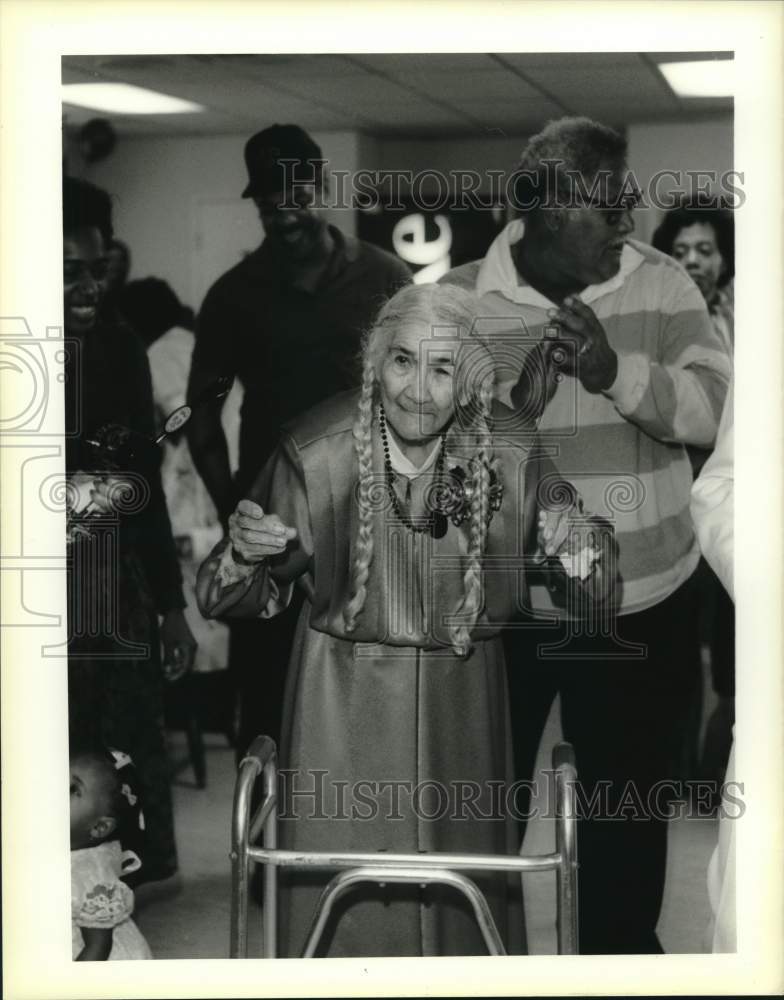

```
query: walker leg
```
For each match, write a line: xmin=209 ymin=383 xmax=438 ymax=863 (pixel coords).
xmin=230 ymin=736 xmax=278 ymax=958
xmin=553 ymin=742 xmax=579 ymax=954
xmin=301 ymin=867 xmax=507 ymax=958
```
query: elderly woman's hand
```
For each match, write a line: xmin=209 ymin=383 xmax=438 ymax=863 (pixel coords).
xmin=537 ymin=507 xmax=618 ymax=606
xmin=228 ymin=499 xmax=297 ymax=564
xmin=537 ymin=508 xmax=598 ymax=571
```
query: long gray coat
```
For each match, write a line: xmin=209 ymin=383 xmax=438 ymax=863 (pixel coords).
xmin=198 ymin=390 xmax=575 ymax=957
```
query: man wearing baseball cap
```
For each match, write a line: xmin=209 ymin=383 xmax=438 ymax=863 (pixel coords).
xmin=187 ymin=124 xmax=410 ymax=759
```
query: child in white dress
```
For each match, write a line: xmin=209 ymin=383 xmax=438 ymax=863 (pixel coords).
xmin=70 ymin=751 xmax=152 ymax=960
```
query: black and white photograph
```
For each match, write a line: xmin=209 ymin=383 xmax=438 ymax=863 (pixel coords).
xmin=1 ymin=2 xmax=782 ymax=997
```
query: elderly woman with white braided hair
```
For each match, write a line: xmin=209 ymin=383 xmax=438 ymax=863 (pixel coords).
xmin=197 ymin=283 xmax=617 ymax=958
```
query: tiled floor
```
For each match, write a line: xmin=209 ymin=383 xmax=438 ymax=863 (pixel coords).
xmin=135 ymin=701 xmax=718 ymax=960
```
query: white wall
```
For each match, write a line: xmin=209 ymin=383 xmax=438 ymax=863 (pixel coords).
xmin=627 ymin=117 xmax=734 ymax=243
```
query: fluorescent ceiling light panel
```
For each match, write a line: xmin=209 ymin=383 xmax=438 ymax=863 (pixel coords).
xmin=658 ymin=60 xmax=734 ymax=98
xmin=62 ymin=83 xmax=204 ymax=114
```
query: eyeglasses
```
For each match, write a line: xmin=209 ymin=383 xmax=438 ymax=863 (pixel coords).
xmin=591 ymin=190 xmax=643 ymax=212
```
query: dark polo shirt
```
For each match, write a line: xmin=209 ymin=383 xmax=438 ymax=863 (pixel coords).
xmin=191 ymin=226 xmax=410 ymax=496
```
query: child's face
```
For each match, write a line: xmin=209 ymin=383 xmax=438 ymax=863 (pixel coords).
xmin=69 ymin=757 xmax=114 ymax=849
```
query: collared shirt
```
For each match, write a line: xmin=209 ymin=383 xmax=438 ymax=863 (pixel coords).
xmin=191 ymin=225 xmax=411 ymax=496
xmin=385 ymin=425 xmax=442 ymax=478
xmin=691 ymin=380 xmax=734 ymax=600
xmin=476 ymin=217 xmax=646 ymax=306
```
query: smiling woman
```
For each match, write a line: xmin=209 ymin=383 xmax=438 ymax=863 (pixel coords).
xmin=652 ymin=198 xmax=735 ymax=347
xmin=196 ymin=282 xmax=616 ymax=957
xmin=377 ymin=328 xmax=456 ymax=458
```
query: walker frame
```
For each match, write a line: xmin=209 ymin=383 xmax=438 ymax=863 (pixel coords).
xmin=229 ymin=735 xmax=579 ymax=958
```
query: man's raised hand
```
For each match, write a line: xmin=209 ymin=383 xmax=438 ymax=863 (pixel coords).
xmin=547 ymin=296 xmax=618 ymax=394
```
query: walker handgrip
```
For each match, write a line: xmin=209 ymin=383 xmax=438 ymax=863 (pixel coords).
xmin=552 ymin=741 xmax=576 ymax=772
xmin=240 ymin=735 xmax=277 ymax=772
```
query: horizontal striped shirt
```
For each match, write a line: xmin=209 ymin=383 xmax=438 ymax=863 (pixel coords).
xmin=442 ymin=220 xmax=731 ymax=615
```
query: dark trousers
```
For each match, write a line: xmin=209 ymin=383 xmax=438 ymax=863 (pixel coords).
xmin=697 ymin=558 xmax=735 ymax=789
xmin=699 ymin=558 xmax=735 ymax=699
xmin=505 ymin=574 xmax=700 ymax=954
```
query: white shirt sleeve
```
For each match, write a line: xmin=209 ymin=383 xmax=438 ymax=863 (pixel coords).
xmin=690 ymin=380 xmax=734 ymax=600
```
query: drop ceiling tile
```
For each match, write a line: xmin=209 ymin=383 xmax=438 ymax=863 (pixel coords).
xmin=645 ymin=51 xmax=734 ymax=63
xmin=524 ymin=65 xmax=673 ymax=105
xmin=226 ymin=54 xmax=371 ymax=79
xmin=401 ymin=70 xmax=547 ymax=102
xmin=61 ymin=52 xmax=733 ymax=140
xmin=348 ymin=101 xmax=474 ymax=127
xmin=62 ymin=65 xmax=102 ymax=85
xmin=455 ymin=93 xmax=563 ymax=116
xmin=680 ymin=96 xmax=734 ymax=111
xmin=558 ymin=94 xmax=686 ymax=123
xmin=350 ymin=53 xmax=498 ymax=74
xmin=495 ymin=52 xmax=647 ymax=71
xmin=278 ymin=73 xmax=426 ymax=104
xmin=457 ymin=96 xmax=564 ymax=117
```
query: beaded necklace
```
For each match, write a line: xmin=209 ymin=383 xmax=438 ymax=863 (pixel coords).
xmin=378 ymin=404 xmax=448 ymax=538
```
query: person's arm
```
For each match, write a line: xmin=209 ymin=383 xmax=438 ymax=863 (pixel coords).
xmin=691 ymin=381 xmax=734 ymax=599
xmin=75 ymin=927 xmax=113 ymax=961
xmin=550 ymin=281 xmax=730 ymax=448
xmin=121 ymin=329 xmax=196 ymax=673
xmin=507 ymin=339 xmax=561 ymax=423
xmin=186 ymin=285 xmax=238 ymax=525
xmin=525 ymin=446 xmax=620 ymax=611
xmin=197 ymin=433 xmax=313 ymax=620
xmin=535 ymin=506 xmax=618 ymax=610
xmin=73 ymin=876 xmax=134 ymax=960
xmin=147 ymin=332 xmax=190 ymax=421
xmin=125 ymin=331 xmax=187 ymax=613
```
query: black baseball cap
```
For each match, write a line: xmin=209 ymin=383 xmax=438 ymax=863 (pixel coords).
xmin=241 ymin=124 xmax=325 ymax=198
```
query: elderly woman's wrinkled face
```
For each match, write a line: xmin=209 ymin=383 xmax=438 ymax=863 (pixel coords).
xmin=671 ymin=222 xmax=726 ymax=303
xmin=63 ymin=226 xmax=108 ymax=334
xmin=379 ymin=322 xmax=457 ymax=445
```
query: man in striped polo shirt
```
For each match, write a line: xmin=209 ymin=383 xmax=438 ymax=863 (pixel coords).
xmin=442 ymin=117 xmax=731 ymax=954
